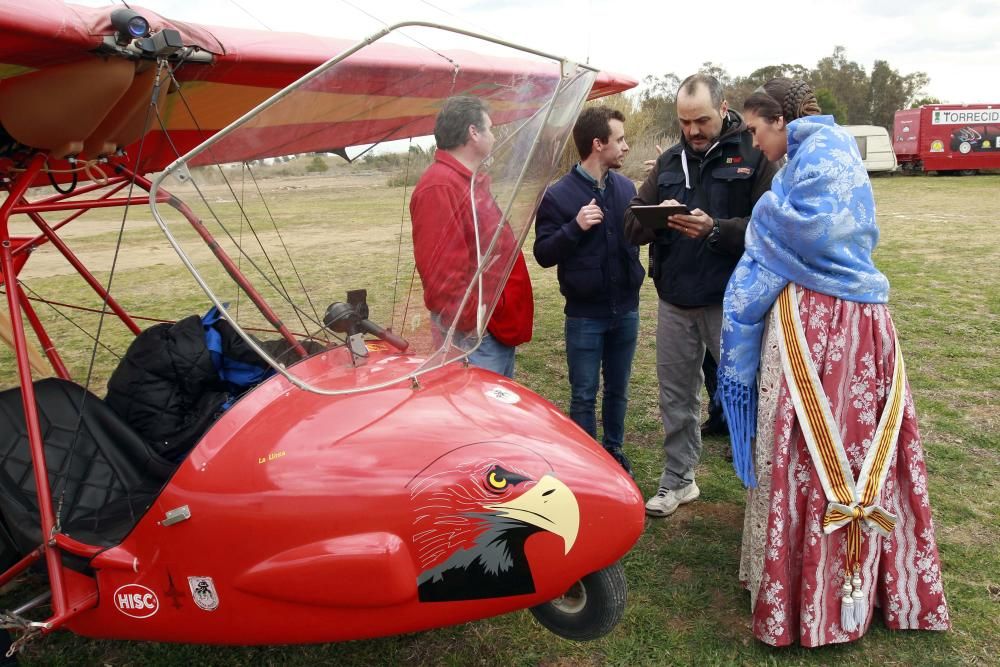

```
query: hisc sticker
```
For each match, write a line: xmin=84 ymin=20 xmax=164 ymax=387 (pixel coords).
xmin=113 ymin=584 xmax=160 ymax=618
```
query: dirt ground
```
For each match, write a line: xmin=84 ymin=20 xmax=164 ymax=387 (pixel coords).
xmin=12 ymin=169 xmax=405 ymax=279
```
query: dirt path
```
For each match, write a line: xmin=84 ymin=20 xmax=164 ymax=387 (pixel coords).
xmin=12 ymin=170 xmax=406 ymax=279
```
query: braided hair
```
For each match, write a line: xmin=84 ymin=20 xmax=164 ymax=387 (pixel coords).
xmin=743 ymin=78 xmax=822 ymax=122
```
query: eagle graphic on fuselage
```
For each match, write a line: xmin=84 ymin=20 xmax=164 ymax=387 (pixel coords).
xmin=407 ymin=443 xmax=580 ymax=603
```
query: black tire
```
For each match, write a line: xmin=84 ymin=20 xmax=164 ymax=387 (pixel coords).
xmin=529 ymin=562 xmax=627 ymax=641
xmin=958 ymin=169 xmax=978 ymax=176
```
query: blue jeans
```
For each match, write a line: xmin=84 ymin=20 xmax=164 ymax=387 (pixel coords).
xmin=469 ymin=331 xmax=516 ymax=378
xmin=430 ymin=313 xmax=517 ymax=379
xmin=565 ymin=310 xmax=639 ymax=450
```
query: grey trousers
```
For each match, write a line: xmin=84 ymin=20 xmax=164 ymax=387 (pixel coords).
xmin=656 ymin=299 xmax=722 ymax=491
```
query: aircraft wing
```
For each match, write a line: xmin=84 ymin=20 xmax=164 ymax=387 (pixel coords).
xmin=0 ymin=0 xmax=638 ymax=172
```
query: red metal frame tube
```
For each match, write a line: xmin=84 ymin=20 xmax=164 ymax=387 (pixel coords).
xmin=28 ymin=174 xmax=129 ymax=206
xmin=127 ymin=169 xmax=308 ymax=358
xmin=13 ymin=180 xmax=131 ymax=254
xmin=25 ymin=210 xmax=142 ymax=335
xmin=0 ymin=547 xmax=43 ymax=589
xmin=40 ymin=601 xmax=100 ymax=636
xmin=10 ymin=196 xmax=167 ymax=214
xmin=0 ymin=153 xmax=69 ymax=615
xmin=52 ymin=533 xmax=103 ymax=558
xmin=16 ymin=283 xmax=71 ymax=379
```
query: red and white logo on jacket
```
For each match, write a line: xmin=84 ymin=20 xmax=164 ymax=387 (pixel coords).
xmin=113 ymin=584 xmax=159 ymax=618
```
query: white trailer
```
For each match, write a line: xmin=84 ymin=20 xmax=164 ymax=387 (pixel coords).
xmin=844 ymin=125 xmax=897 ymax=172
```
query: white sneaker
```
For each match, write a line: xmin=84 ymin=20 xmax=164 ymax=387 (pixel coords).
xmin=645 ymin=482 xmax=700 ymax=517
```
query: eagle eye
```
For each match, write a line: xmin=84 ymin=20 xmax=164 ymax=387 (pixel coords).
xmin=484 ymin=465 xmax=527 ymax=493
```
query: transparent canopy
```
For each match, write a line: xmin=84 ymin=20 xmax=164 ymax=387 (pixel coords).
xmin=149 ymin=23 xmax=596 ymax=394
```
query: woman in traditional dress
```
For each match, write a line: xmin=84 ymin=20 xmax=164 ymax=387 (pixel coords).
xmin=717 ymin=78 xmax=950 ymax=647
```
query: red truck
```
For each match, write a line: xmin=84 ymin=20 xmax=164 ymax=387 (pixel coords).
xmin=892 ymin=103 xmax=1000 ymax=174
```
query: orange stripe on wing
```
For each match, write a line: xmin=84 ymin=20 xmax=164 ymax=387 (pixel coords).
xmin=161 ymin=83 xmax=537 ymax=132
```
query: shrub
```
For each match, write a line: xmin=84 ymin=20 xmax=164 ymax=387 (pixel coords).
xmin=305 ymin=156 xmax=329 ymax=173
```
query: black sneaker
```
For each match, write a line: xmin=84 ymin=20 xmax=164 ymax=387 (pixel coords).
xmin=700 ymin=419 xmax=729 ymax=438
xmin=606 ymin=447 xmax=634 ymax=478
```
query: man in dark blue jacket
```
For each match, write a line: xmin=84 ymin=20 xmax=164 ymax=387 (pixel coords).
xmin=534 ymin=106 xmax=644 ymax=475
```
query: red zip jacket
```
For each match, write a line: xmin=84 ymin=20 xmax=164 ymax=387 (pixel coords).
xmin=410 ymin=150 xmax=533 ymax=347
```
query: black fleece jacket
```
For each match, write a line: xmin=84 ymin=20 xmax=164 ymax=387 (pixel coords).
xmin=624 ymin=110 xmax=779 ymax=307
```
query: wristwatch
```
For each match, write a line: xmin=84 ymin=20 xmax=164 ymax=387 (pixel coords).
xmin=707 ymin=219 xmax=721 ymax=247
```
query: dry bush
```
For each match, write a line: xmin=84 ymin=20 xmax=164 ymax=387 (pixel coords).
xmin=555 ymin=92 xmax=678 ymax=183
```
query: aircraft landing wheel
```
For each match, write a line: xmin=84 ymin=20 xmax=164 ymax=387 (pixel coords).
xmin=529 ymin=562 xmax=627 ymax=641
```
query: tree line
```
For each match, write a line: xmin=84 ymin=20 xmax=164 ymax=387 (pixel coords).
xmin=639 ymin=46 xmax=934 ymax=136
xmin=578 ymin=46 xmax=934 ymax=179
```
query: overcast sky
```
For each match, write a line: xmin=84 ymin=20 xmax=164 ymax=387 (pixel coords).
xmin=76 ymin=0 xmax=999 ymax=104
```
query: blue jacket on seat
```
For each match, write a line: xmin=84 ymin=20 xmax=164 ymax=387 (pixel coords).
xmin=533 ymin=167 xmax=643 ymax=318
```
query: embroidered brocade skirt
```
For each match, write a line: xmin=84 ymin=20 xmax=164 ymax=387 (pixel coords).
xmin=738 ymin=287 xmax=950 ymax=647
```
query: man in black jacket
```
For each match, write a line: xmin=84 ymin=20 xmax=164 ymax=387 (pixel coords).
xmin=624 ymin=74 xmax=779 ymax=516
xmin=534 ymin=106 xmax=643 ymax=475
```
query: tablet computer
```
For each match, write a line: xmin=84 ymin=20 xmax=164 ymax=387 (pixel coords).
xmin=629 ymin=204 xmax=690 ymax=230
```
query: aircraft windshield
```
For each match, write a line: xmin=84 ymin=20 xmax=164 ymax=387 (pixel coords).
xmin=149 ymin=24 xmax=595 ymax=394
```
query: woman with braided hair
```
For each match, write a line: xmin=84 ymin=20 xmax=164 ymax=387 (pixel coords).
xmin=718 ymin=78 xmax=950 ymax=646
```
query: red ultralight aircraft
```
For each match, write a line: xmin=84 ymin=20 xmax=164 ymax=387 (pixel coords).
xmin=0 ymin=0 xmax=644 ymax=656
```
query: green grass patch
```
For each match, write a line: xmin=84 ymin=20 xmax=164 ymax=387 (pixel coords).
xmin=2 ymin=173 xmax=997 ymax=665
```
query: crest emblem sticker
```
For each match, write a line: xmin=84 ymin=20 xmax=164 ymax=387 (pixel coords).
xmin=485 ymin=386 xmax=520 ymax=404
xmin=188 ymin=576 xmax=220 ymax=611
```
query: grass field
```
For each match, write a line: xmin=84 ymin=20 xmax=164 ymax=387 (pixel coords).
xmin=2 ymin=169 xmax=998 ymax=666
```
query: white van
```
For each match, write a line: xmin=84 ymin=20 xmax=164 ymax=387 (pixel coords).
xmin=844 ymin=125 xmax=897 ymax=172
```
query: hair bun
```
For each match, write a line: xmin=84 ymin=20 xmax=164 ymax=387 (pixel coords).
xmin=783 ymin=80 xmax=818 ymax=120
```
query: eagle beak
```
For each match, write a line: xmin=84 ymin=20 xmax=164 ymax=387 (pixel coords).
xmin=484 ymin=474 xmax=580 ymax=554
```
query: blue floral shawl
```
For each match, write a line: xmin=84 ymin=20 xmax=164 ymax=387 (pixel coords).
xmin=718 ymin=115 xmax=890 ymax=487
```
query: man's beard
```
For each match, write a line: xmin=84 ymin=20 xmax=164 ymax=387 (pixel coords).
xmin=687 ymin=134 xmax=718 ymax=154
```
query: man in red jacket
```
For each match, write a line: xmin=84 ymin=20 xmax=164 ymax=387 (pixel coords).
xmin=409 ymin=96 xmax=533 ymax=378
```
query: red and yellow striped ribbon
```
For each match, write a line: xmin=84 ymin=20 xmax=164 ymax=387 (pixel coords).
xmin=775 ymin=284 xmax=905 ymax=573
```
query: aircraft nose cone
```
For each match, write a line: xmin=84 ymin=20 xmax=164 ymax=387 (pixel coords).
xmin=547 ymin=447 xmax=645 ymax=567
